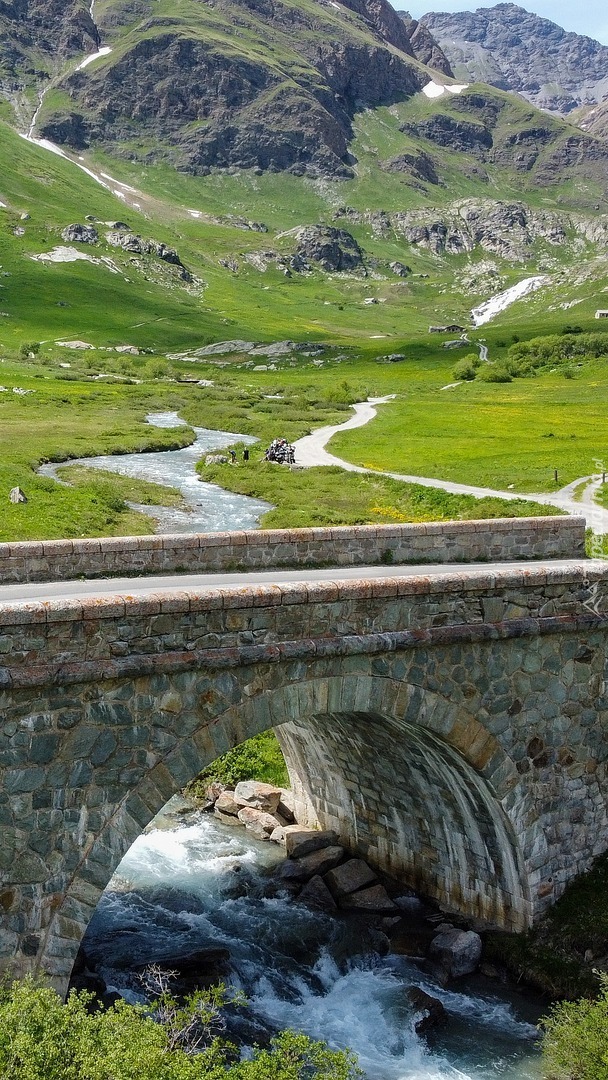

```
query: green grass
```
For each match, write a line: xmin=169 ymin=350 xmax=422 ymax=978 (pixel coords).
xmin=198 ymin=461 xmax=557 ymax=529
xmin=327 ymin=362 xmax=608 ymax=494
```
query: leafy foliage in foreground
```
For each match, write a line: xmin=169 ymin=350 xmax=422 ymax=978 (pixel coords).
xmin=0 ymin=977 xmax=359 ymax=1080
xmin=542 ymin=974 xmax=608 ymax=1079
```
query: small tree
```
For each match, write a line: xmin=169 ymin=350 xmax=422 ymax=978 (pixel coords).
xmin=542 ymin=973 xmax=608 ymax=1079
xmin=453 ymin=354 xmax=480 ymax=381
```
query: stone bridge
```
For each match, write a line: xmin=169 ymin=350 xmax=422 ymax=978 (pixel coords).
xmin=1 ymin=516 xmax=608 ymax=994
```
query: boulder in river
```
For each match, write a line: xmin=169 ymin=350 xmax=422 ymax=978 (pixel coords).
xmin=297 ymin=874 xmax=338 ymax=913
xmin=281 ymin=845 xmax=344 ymax=882
xmin=284 ymin=827 xmax=339 ymax=859
xmin=324 ymin=858 xmax=377 ymax=898
xmin=237 ymin=806 xmax=280 ymax=839
xmin=408 ymin=987 xmax=447 ymax=1034
xmin=215 ymin=790 xmax=239 ymax=816
xmin=429 ymin=928 xmax=483 ymax=979
xmin=339 ymin=884 xmax=398 ymax=914
xmin=234 ymin=780 xmax=282 ymax=814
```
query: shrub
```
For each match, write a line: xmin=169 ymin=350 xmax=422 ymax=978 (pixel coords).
xmin=477 ymin=364 xmax=512 ymax=383
xmin=542 ymin=973 xmax=608 ymax=1079
xmin=185 ymin=731 xmax=289 ymax=794
xmin=0 ymin=977 xmax=360 ymax=1080
xmin=453 ymin=354 xmax=480 ymax=381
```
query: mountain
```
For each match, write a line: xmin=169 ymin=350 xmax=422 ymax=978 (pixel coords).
xmin=0 ymin=0 xmax=455 ymax=179
xmin=419 ymin=4 xmax=608 ymax=115
xmin=2 ymin=0 xmax=608 ymax=352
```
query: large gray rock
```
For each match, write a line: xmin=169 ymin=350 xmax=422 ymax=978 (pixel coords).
xmin=338 ymin=884 xmax=398 ymax=914
xmin=62 ymin=223 xmax=98 ymax=244
xmin=236 ymin=806 xmax=280 ymax=839
xmin=291 ymin=226 xmax=363 ymax=272
xmin=280 ymin=845 xmax=344 ymax=882
xmin=297 ymin=875 xmax=338 ymax=913
xmin=284 ymin=827 xmax=339 ymax=859
xmin=277 ymin=789 xmax=296 ymax=823
xmin=234 ymin=781 xmax=281 ymax=813
xmin=324 ymin=858 xmax=377 ymax=898
xmin=428 ymin=928 xmax=483 ymax=979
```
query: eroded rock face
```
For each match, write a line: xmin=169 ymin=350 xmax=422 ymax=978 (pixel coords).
xmin=291 ymin=226 xmax=364 ymax=272
xmin=338 ymin=199 xmax=570 ymax=262
xmin=26 ymin=0 xmax=426 ymax=178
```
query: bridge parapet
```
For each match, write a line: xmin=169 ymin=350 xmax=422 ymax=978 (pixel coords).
xmin=0 ymin=516 xmax=586 ymax=585
xmin=0 ymin=561 xmax=603 ymax=689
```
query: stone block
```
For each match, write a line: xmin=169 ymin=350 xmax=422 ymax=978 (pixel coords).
xmin=281 ymin=846 xmax=344 ymax=882
xmin=284 ymin=827 xmax=339 ymax=859
xmin=234 ymin=781 xmax=281 ymax=813
xmin=237 ymin=806 xmax=279 ymax=838
xmin=339 ymin=884 xmax=397 ymax=914
xmin=324 ymin=859 xmax=377 ymax=898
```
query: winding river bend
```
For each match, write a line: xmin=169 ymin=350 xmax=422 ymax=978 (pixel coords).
xmin=39 ymin=412 xmax=271 ymax=533
xmin=82 ymin=802 xmax=542 ymax=1080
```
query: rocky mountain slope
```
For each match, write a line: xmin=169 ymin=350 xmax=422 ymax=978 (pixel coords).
xmin=0 ymin=0 xmax=453 ymax=179
xmin=418 ymin=4 xmax=608 ymax=115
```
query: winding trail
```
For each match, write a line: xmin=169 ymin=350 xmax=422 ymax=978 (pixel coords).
xmin=293 ymin=398 xmax=608 ymax=531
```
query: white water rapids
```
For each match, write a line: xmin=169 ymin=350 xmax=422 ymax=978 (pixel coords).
xmin=81 ymin=802 xmax=542 ymax=1080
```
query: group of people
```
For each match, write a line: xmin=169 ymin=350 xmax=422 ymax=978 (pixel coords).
xmin=264 ymin=438 xmax=295 ymax=464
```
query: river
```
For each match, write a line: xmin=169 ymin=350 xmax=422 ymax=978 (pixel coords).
xmin=81 ymin=800 xmax=542 ymax=1080
xmin=38 ymin=412 xmax=271 ymax=533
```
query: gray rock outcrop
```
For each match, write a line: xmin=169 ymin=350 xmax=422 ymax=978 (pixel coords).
xmin=290 ymin=226 xmax=364 ymax=272
xmin=61 ymin=223 xmax=98 ymax=244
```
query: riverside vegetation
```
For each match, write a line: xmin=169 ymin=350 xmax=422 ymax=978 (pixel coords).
xmin=9 ymin=327 xmax=608 ymax=540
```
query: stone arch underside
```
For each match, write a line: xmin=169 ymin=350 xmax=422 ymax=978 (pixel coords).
xmin=34 ymin=671 xmax=530 ymax=988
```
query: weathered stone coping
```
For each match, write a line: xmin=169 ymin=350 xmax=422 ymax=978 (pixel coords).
xmin=0 ymin=562 xmax=606 ymax=691
xmin=0 ymin=560 xmax=603 ymax=622
xmin=0 ymin=516 xmax=586 ymax=584
xmin=0 ymin=560 xmax=602 ymax=625
xmin=1 ymin=612 xmax=605 ymax=691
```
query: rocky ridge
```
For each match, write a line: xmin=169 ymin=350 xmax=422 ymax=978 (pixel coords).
xmin=334 ymin=199 xmax=608 ymax=263
xmin=419 ymin=4 xmax=608 ymax=116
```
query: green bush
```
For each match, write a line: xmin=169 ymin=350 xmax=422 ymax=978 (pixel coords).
xmin=185 ymin=731 xmax=289 ymax=796
xmin=542 ymin=974 xmax=608 ymax=1079
xmin=477 ymin=364 xmax=513 ymax=383
xmin=0 ymin=977 xmax=360 ymax=1080
xmin=452 ymin=354 xmax=479 ymax=381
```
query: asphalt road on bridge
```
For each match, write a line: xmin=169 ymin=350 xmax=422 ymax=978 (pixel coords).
xmin=0 ymin=559 xmax=600 ymax=606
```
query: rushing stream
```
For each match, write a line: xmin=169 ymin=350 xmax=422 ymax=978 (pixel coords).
xmin=82 ymin=801 xmax=542 ymax=1080
xmin=39 ymin=412 xmax=271 ymax=533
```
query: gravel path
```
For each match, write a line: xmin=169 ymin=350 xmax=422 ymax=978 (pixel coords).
xmin=293 ymin=398 xmax=608 ymax=531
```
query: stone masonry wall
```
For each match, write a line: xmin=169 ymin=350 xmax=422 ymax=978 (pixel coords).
xmin=1 ymin=557 xmax=608 ymax=991
xmin=0 ymin=516 xmax=586 ymax=585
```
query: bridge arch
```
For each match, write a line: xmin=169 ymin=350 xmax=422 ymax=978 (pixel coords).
xmin=37 ymin=671 xmax=531 ymax=990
